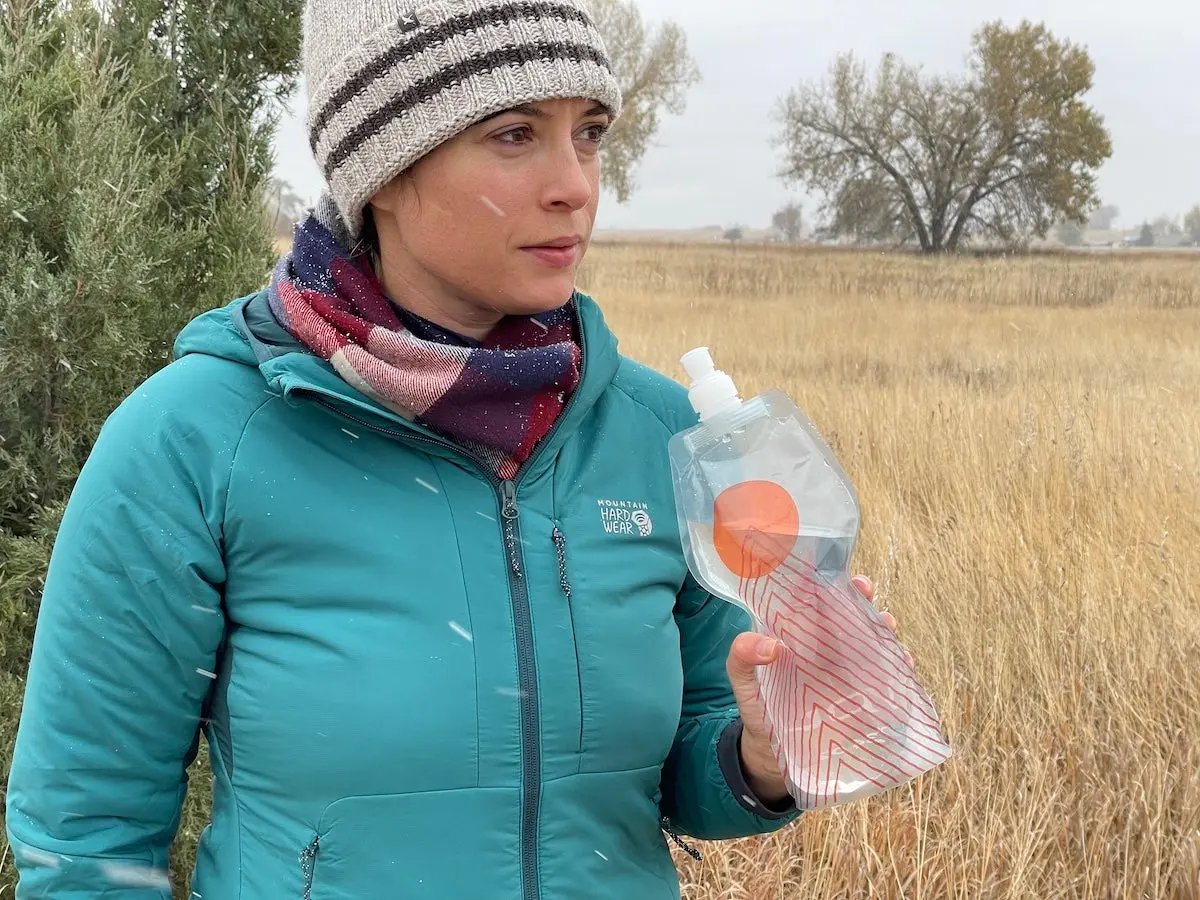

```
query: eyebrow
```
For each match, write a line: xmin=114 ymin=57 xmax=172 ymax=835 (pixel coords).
xmin=485 ymin=102 xmax=613 ymax=121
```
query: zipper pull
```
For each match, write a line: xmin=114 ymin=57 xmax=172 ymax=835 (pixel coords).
xmin=500 ymin=480 xmax=519 ymax=520
xmin=300 ymin=834 xmax=320 ymax=899
xmin=500 ymin=480 xmax=522 ymax=578
xmin=551 ymin=522 xmax=572 ymax=601
xmin=660 ymin=817 xmax=703 ymax=861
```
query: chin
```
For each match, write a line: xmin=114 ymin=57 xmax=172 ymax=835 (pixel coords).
xmin=495 ymin=275 xmax=578 ymax=317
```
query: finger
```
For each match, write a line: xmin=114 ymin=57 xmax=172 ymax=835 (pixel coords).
xmin=724 ymin=633 xmax=772 ymax=739
xmin=726 ymin=633 xmax=779 ymax=698
xmin=851 ymin=574 xmax=874 ymax=600
xmin=726 ymin=633 xmax=777 ymax=732
xmin=728 ymin=632 xmax=779 ymax=673
xmin=879 ymin=610 xmax=897 ymax=632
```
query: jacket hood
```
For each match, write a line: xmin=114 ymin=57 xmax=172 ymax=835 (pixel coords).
xmin=172 ymin=288 xmax=303 ymax=368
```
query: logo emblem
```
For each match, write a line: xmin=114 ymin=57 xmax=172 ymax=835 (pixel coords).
xmin=597 ymin=499 xmax=653 ymax=538
xmin=632 ymin=509 xmax=653 ymax=537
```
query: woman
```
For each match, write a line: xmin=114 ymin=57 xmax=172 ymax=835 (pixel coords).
xmin=5 ymin=0 xmax=893 ymax=896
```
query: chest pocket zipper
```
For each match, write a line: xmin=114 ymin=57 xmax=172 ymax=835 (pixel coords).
xmin=550 ymin=525 xmax=705 ymax=863
xmin=550 ymin=522 xmax=572 ymax=601
xmin=551 ymin=522 xmax=585 ymax=754
xmin=300 ymin=834 xmax=319 ymax=899
xmin=661 ymin=817 xmax=704 ymax=861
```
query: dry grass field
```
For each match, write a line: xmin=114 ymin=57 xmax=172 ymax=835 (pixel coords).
xmin=5 ymin=243 xmax=1196 ymax=899
xmin=576 ymin=243 xmax=1200 ymax=898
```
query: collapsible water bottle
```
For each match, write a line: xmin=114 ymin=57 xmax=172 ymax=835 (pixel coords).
xmin=668 ymin=347 xmax=951 ymax=809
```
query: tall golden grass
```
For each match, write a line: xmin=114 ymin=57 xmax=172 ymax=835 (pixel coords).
xmin=7 ymin=243 xmax=1195 ymax=899
xmin=578 ymin=243 xmax=1200 ymax=899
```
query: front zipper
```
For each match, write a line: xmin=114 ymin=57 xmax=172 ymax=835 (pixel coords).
xmin=306 ymin=401 xmax=546 ymax=900
xmin=299 ymin=834 xmax=319 ymax=899
xmin=289 ymin=301 xmax=589 ymax=900
xmin=500 ymin=479 xmax=540 ymax=900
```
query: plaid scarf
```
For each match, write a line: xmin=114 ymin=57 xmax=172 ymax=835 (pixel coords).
xmin=267 ymin=207 xmax=582 ymax=481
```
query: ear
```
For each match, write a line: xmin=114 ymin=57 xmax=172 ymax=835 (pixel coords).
xmin=368 ymin=175 xmax=402 ymax=215
xmin=369 ymin=168 xmax=421 ymax=218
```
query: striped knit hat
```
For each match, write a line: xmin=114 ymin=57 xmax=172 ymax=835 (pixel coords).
xmin=302 ymin=0 xmax=624 ymax=240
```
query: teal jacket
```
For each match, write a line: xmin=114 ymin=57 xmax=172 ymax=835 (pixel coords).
xmin=5 ymin=290 xmax=800 ymax=898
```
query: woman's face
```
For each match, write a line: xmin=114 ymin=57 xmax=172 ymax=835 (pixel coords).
xmin=368 ymin=96 xmax=612 ymax=338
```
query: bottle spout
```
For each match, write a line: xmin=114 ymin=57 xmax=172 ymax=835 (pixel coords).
xmin=680 ymin=347 xmax=742 ymax=422
xmin=681 ymin=347 xmax=717 ymax=382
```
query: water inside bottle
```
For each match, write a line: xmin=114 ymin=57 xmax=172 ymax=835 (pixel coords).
xmin=670 ymin=358 xmax=953 ymax=810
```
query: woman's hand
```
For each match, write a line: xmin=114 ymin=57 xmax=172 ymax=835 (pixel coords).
xmin=725 ymin=575 xmax=900 ymax=806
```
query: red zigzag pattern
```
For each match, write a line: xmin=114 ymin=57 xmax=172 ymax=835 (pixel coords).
xmin=736 ymin=532 xmax=950 ymax=808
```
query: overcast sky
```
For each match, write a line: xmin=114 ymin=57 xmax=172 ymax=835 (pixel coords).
xmin=271 ymin=0 xmax=1200 ymax=232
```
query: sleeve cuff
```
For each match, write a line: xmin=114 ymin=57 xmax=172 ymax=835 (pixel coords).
xmin=717 ymin=718 xmax=798 ymax=819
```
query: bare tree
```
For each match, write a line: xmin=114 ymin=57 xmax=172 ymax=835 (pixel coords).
xmin=827 ymin=171 xmax=915 ymax=245
xmin=1151 ymin=214 xmax=1181 ymax=237
xmin=589 ymin=0 xmax=700 ymax=202
xmin=771 ymin=201 xmax=803 ymax=243
xmin=264 ymin=176 xmax=306 ymax=240
xmin=771 ymin=20 xmax=1112 ymax=252
xmin=1088 ymin=204 xmax=1119 ymax=230
xmin=1184 ymin=205 xmax=1200 ymax=245
xmin=1055 ymin=220 xmax=1085 ymax=247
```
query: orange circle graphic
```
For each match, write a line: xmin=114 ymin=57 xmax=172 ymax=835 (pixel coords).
xmin=712 ymin=480 xmax=800 ymax=579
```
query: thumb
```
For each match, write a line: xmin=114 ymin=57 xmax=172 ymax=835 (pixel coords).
xmin=727 ymin=632 xmax=779 ymax=687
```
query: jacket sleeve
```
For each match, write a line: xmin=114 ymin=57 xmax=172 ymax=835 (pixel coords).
xmin=4 ymin=364 xmax=238 ymax=897
xmin=659 ymin=574 xmax=802 ymax=841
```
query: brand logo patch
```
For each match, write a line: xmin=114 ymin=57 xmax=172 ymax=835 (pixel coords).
xmin=597 ymin=498 xmax=653 ymax=537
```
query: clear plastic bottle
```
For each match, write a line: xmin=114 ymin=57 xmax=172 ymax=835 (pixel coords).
xmin=668 ymin=347 xmax=951 ymax=810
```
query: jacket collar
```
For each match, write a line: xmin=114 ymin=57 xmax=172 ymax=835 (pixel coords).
xmin=224 ymin=288 xmax=622 ymax=480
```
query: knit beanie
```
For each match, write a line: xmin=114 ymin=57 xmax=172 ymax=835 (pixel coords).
xmin=302 ymin=0 xmax=624 ymax=240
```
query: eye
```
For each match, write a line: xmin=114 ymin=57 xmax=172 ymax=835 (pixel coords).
xmin=495 ymin=125 xmax=534 ymax=145
xmin=579 ymin=122 xmax=610 ymax=144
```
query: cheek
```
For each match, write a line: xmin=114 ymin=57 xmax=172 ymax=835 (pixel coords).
xmin=411 ymin=193 xmax=510 ymax=266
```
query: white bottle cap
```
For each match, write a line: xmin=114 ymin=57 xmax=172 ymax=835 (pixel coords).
xmin=681 ymin=347 xmax=742 ymax=422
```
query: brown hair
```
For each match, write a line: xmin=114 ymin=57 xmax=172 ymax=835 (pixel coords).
xmin=357 ymin=204 xmax=380 ymax=261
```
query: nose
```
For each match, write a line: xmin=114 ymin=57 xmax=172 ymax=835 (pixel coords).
xmin=540 ymin=137 xmax=595 ymax=212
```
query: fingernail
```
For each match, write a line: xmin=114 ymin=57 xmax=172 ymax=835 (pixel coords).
xmin=757 ymin=637 xmax=778 ymax=660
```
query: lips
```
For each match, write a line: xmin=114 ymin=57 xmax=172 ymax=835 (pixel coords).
xmin=525 ymin=237 xmax=581 ymax=249
xmin=522 ymin=236 xmax=582 ymax=268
